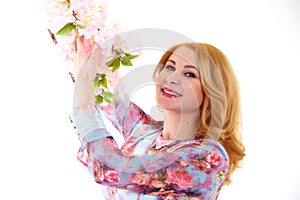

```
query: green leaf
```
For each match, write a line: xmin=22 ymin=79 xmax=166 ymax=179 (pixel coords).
xmin=95 ymin=95 xmax=103 ymax=104
xmin=112 ymin=59 xmax=121 ymax=72
xmin=99 ymin=76 xmax=107 ymax=88
xmin=106 ymin=57 xmax=118 ymax=67
xmin=101 ymin=91 xmax=117 ymax=99
xmin=77 ymin=24 xmax=87 ymax=29
xmin=104 ymin=97 xmax=114 ymax=106
xmin=121 ymin=58 xmax=132 ymax=66
xmin=94 ymin=73 xmax=102 ymax=79
xmin=124 ymin=53 xmax=138 ymax=60
xmin=92 ymin=73 xmax=102 ymax=92
xmin=56 ymin=22 xmax=75 ymax=35
xmin=92 ymin=79 xmax=101 ymax=92
xmin=114 ymin=48 xmax=123 ymax=54
xmin=73 ymin=26 xmax=78 ymax=35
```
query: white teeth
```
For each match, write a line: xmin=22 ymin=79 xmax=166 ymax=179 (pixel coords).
xmin=163 ymin=89 xmax=181 ymax=97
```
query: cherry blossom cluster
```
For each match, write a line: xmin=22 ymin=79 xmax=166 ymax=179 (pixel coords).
xmin=43 ymin=0 xmax=121 ymax=74
xmin=43 ymin=0 xmax=138 ymax=105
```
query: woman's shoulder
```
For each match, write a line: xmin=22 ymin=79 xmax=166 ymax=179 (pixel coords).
xmin=199 ymin=139 xmax=228 ymax=155
xmin=154 ymin=137 xmax=229 ymax=164
xmin=196 ymin=139 xmax=229 ymax=165
xmin=168 ymin=138 xmax=229 ymax=163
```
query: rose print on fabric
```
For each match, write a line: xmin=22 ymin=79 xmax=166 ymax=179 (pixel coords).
xmin=73 ymin=95 xmax=229 ymax=199
xmin=129 ymin=172 xmax=152 ymax=185
xmin=190 ymin=159 xmax=211 ymax=173
xmin=205 ymin=151 xmax=223 ymax=168
xmin=165 ymin=168 xmax=194 ymax=189
xmin=104 ymin=170 xmax=120 ymax=183
xmin=155 ymin=135 xmax=175 ymax=149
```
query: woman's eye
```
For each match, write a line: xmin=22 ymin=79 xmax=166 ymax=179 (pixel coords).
xmin=165 ymin=65 xmax=175 ymax=71
xmin=185 ymin=72 xmax=196 ymax=78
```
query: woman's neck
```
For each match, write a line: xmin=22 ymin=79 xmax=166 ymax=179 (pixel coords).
xmin=162 ymin=110 xmax=200 ymax=140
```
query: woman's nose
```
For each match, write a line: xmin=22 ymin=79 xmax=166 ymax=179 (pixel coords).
xmin=166 ymin=72 xmax=181 ymax=85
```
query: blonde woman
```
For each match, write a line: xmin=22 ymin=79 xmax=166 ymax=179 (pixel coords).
xmin=71 ymin=36 xmax=245 ymax=199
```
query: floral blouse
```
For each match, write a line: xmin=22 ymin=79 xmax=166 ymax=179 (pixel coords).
xmin=70 ymin=96 xmax=229 ymax=200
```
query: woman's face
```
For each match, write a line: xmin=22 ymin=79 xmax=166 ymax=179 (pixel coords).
xmin=156 ymin=46 xmax=204 ymax=113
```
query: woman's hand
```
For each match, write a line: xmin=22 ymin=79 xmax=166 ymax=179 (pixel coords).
xmin=72 ymin=35 xmax=103 ymax=108
xmin=73 ymin=35 xmax=94 ymax=80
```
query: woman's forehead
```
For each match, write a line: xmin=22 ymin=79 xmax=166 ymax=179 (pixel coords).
xmin=169 ymin=46 xmax=197 ymax=66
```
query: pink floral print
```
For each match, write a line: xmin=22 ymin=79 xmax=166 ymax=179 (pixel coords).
xmin=165 ymin=168 xmax=194 ymax=189
xmin=71 ymin=98 xmax=229 ymax=199
xmin=104 ymin=170 xmax=120 ymax=183
xmin=205 ymin=151 xmax=223 ymax=168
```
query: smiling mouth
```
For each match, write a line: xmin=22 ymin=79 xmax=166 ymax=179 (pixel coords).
xmin=161 ymin=87 xmax=182 ymax=98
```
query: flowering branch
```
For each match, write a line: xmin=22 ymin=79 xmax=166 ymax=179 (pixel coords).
xmin=92 ymin=48 xmax=138 ymax=105
xmin=43 ymin=0 xmax=138 ymax=106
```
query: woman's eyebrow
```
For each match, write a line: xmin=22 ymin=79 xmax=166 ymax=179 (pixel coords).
xmin=167 ymin=59 xmax=199 ymax=73
xmin=184 ymin=65 xmax=199 ymax=73
xmin=166 ymin=59 xmax=176 ymax=65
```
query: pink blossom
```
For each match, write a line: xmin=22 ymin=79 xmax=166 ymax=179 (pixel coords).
xmin=43 ymin=0 xmax=121 ymax=74
xmin=105 ymin=69 xmax=120 ymax=89
xmin=104 ymin=170 xmax=120 ymax=183
xmin=165 ymin=168 xmax=194 ymax=189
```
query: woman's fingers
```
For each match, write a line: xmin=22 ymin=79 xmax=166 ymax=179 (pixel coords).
xmin=73 ymin=45 xmax=101 ymax=107
xmin=72 ymin=34 xmax=78 ymax=51
xmin=76 ymin=35 xmax=85 ymax=54
xmin=73 ymin=35 xmax=89 ymax=79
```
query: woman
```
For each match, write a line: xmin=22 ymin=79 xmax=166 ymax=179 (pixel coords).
xmin=70 ymin=36 xmax=245 ymax=199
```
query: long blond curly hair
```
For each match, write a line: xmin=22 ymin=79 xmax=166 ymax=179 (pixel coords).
xmin=153 ymin=42 xmax=245 ymax=185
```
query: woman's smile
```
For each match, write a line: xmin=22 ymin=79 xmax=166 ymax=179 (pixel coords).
xmin=161 ymin=87 xmax=182 ymax=98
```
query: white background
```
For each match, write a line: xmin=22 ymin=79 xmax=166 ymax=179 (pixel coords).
xmin=0 ymin=0 xmax=300 ymax=199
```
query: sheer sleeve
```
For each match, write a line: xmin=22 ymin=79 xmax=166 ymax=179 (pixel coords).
xmin=70 ymin=106 xmax=229 ymax=198
xmin=98 ymin=95 xmax=146 ymax=141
